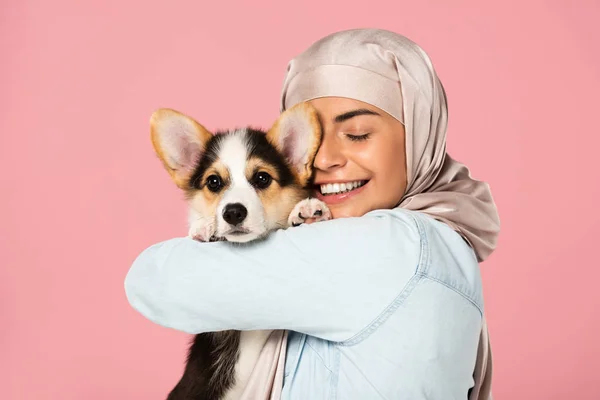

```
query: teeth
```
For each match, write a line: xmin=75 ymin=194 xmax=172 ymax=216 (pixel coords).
xmin=320 ymin=180 xmax=366 ymax=195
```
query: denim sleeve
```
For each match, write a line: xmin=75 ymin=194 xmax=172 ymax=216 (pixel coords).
xmin=336 ymin=276 xmax=483 ymax=398
xmin=124 ymin=208 xmax=422 ymax=342
xmin=399 ymin=278 xmax=482 ymax=399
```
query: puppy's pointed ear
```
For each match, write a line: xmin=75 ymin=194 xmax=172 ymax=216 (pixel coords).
xmin=266 ymin=102 xmax=322 ymax=185
xmin=150 ymin=108 xmax=213 ymax=189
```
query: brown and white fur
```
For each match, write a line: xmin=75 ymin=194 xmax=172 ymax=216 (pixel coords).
xmin=150 ymin=103 xmax=331 ymax=400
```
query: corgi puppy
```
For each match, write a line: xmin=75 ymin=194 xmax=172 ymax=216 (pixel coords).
xmin=150 ymin=102 xmax=331 ymax=400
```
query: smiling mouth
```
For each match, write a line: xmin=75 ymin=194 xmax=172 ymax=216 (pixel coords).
xmin=317 ymin=180 xmax=369 ymax=196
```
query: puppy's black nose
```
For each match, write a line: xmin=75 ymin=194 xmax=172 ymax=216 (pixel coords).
xmin=222 ymin=203 xmax=248 ymax=226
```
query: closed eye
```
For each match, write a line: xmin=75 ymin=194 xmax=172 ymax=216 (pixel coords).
xmin=345 ymin=133 xmax=371 ymax=142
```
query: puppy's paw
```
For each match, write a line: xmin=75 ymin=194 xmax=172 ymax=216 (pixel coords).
xmin=288 ymin=198 xmax=332 ymax=227
xmin=188 ymin=219 xmax=216 ymax=242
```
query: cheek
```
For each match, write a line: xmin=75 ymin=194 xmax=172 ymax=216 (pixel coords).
xmin=358 ymin=139 xmax=405 ymax=180
xmin=376 ymin=143 xmax=407 ymax=200
xmin=355 ymin=139 xmax=407 ymax=209
xmin=189 ymin=191 xmax=220 ymax=218
xmin=382 ymin=132 xmax=406 ymax=167
xmin=259 ymin=185 xmax=305 ymax=226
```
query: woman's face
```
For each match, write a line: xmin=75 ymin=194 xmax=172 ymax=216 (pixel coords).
xmin=309 ymin=97 xmax=407 ymax=219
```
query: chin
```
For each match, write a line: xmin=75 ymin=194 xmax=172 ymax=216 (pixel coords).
xmin=329 ymin=204 xmax=371 ymax=219
xmin=223 ymin=231 xmax=263 ymax=243
xmin=328 ymin=207 xmax=356 ymax=219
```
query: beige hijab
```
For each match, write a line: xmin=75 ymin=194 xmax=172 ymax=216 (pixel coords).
xmin=279 ymin=28 xmax=500 ymax=399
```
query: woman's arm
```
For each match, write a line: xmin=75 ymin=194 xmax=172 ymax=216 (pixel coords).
xmin=124 ymin=208 xmax=421 ymax=342
xmin=376 ymin=277 xmax=483 ymax=398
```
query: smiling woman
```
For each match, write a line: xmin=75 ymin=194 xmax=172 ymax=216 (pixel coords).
xmin=125 ymin=28 xmax=500 ymax=400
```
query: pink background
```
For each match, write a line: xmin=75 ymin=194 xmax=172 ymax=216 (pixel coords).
xmin=1 ymin=0 xmax=599 ymax=398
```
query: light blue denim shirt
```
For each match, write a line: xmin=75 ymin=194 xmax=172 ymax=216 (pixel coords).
xmin=125 ymin=208 xmax=484 ymax=399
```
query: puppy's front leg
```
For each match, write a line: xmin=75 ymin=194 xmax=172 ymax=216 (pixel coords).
xmin=288 ymin=198 xmax=332 ymax=227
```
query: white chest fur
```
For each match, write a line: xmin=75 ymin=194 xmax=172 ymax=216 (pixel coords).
xmin=222 ymin=330 xmax=273 ymax=400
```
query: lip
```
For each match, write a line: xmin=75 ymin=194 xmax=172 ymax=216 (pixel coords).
xmin=315 ymin=180 xmax=369 ymax=205
xmin=225 ymin=228 xmax=250 ymax=235
xmin=223 ymin=229 xmax=261 ymax=243
xmin=314 ymin=179 xmax=369 ymax=185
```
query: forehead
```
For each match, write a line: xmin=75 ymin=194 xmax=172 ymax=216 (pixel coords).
xmin=194 ymin=130 xmax=250 ymax=183
xmin=308 ymin=97 xmax=381 ymax=120
xmin=190 ymin=129 xmax=295 ymax=185
xmin=217 ymin=130 xmax=249 ymax=177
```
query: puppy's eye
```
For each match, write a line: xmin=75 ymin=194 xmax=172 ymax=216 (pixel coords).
xmin=252 ymin=171 xmax=272 ymax=189
xmin=206 ymin=175 xmax=223 ymax=192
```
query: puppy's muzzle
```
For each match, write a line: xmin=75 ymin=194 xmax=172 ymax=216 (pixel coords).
xmin=222 ymin=203 xmax=248 ymax=226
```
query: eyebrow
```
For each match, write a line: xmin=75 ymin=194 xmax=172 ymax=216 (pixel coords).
xmin=333 ymin=108 xmax=380 ymax=123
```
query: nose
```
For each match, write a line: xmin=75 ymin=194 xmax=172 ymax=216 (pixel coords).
xmin=222 ymin=203 xmax=248 ymax=226
xmin=313 ymin=133 xmax=346 ymax=171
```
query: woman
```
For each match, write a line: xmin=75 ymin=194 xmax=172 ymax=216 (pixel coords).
xmin=125 ymin=29 xmax=500 ymax=399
